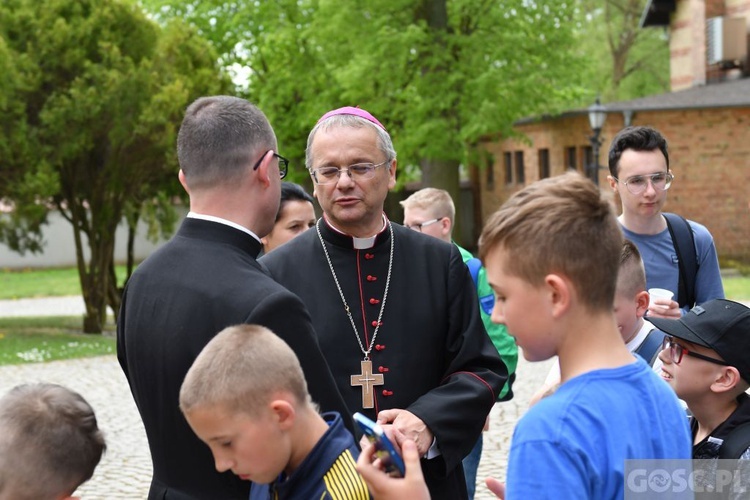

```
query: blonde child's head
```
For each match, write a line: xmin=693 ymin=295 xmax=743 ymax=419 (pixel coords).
xmin=179 ymin=324 xmax=317 ymax=484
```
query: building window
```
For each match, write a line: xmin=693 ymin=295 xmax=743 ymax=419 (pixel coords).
xmin=485 ymin=151 xmax=495 ymax=190
xmin=538 ymin=149 xmax=550 ymax=179
xmin=565 ymin=146 xmax=577 ymax=171
xmin=504 ymin=152 xmax=513 ymax=185
xmin=515 ymin=151 xmax=525 ymax=184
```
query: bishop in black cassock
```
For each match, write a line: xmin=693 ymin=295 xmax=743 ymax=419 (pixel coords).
xmin=262 ymin=216 xmax=508 ymax=499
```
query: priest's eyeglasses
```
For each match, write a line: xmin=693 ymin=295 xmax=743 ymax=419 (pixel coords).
xmin=661 ymin=336 xmax=729 ymax=366
xmin=405 ymin=218 xmax=442 ymax=232
xmin=311 ymin=160 xmax=389 ymax=185
xmin=613 ymin=172 xmax=674 ymax=195
xmin=252 ymin=150 xmax=289 ymax=179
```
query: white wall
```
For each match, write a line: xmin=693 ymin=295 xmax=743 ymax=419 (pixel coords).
xmin=0 ymin=209 xmax=186 ymax=269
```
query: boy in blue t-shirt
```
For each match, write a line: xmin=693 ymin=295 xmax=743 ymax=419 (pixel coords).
xmin=180 ymin=324 xmax=369 ymax=500
xmin=358 ymin=172 xmax=691 ymax=499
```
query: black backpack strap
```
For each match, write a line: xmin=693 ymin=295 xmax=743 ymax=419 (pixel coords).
xmin=634 ymin=328 xmax=667 ymax=367
xmin=663 ymin=213 xmax=698 ymax=309
xmin=719 ymin=421 xmax=750 ymax=459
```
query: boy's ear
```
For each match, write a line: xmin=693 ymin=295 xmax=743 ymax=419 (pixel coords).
xmin=441 ymin=217 xmax=452 ymax=238
xmin=635 ymin=291 xmax=650 ymax=318
xmin=545 ymin=273 xmax=571 ymax=318
xmin=269 ymin=399 xmax=296 ymax=430
xmin=710 ymin=366 xmax=742 ymax=394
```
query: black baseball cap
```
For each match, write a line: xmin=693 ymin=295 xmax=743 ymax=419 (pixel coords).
xmin=649 ymin=299 xmax=750 ymax=383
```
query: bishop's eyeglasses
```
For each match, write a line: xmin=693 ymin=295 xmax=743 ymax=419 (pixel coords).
xmin=311 ymin=160 xmax=389 ymax=185
xmin=661 ymin=336 xmax=729 ymax=366
xmin=613 ymin=172 xmax=674 ymax=195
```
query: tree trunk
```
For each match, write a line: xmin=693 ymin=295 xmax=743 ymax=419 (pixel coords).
xmin=69 ymin=209 xmax=117 ymax=334
xmin=420 ymin=158 xmax=464 ymax=244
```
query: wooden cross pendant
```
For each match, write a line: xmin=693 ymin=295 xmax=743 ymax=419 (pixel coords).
xmin=350 ymin=359 xmax=384 ymax=409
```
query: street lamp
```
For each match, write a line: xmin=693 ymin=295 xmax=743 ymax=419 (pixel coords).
xmin=587 ymin=97 xmax=607 ymax=185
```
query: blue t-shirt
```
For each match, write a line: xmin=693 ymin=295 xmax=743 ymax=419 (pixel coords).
xmin=506 ymin=358 xmax=691 ymax=500
xmin=621 ymin=220 xmax=724 ymax=314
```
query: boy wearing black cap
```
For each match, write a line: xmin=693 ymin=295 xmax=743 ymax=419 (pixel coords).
xmin=651 ymin=299 xmax=750 ymax=460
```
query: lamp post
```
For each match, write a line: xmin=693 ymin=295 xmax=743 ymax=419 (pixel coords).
xmin=587 ymin=97 xmax=607 ymax=186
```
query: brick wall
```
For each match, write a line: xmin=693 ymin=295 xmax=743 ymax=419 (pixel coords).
xmin=477 ymin=108 xmax=750 ymax=262
xmin=670 ymin=0 xmax=707 ymax=90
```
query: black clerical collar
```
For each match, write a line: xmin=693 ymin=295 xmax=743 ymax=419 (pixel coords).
xmin=180 ymin=217 xmax=263 ymax=259
xmin=320 ymin=214 xmax=390 ymax=250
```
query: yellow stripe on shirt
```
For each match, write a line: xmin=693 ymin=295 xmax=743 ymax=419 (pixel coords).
xmin=322 ymin=449 xmax=370 ymax=500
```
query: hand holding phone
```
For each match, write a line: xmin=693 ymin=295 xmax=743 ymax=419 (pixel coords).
xmin=353 ymin=412 xmax=406 ymax=477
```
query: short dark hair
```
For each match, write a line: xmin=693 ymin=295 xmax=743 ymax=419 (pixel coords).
xmin=177 ymin=96 xmax=277 ymax=190
xmin=608 ymin=126 xmax=669 ymax=177
xmin=0 ymin=383 xmax=106 ymax=499
xmin=278 ymin=182 xmax=314 ymax=222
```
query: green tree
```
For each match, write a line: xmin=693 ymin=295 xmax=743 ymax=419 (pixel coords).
xmin=0 ymin=0 xmax=229 ymax=333
xmin=576 ymin=0 xmax=670 ymax=102
xmin=142 ymin=0 xmax=588 ymax=242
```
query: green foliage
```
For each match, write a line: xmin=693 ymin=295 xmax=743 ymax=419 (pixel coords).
xmin=0 ymin=0 xmax=229 ymax=332
xmin=574 ymin=0 xmax=670 ymax=103
xmin=0 ymin=317 xmax=115 ymax=365
xmin=140 ymin=0 xmax=589 ymax=185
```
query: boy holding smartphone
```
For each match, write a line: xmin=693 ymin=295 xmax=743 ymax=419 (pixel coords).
xmin=180 ymin=324 xmax=369 ymax=499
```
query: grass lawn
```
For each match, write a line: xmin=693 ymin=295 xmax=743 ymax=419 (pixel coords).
xmin=723 ymin=275 xmax=750 ymax=302
xmin=0 ymin=265 xmax=130 ymax=300
xmin=0 ymin=316 xmax=115 ymax=366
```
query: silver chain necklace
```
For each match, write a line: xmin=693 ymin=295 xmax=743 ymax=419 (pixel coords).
xmin=315 ymin=219 xmax=394 ymax=360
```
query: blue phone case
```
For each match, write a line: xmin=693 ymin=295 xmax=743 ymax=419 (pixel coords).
xmin=353 ymin=412 xmax=406 ymax=477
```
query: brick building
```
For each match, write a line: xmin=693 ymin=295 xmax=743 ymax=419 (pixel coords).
xmin=474 ymin=0 xmax=750 ymax=263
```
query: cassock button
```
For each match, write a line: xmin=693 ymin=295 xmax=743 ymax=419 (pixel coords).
xmin=378 ymin=366 xmax=389 ymax=373
xmin=366 ymin=275 xmax=377 ymax=282
xmin=371 ymin=320 xmax=383 ymax=327
xmin=369 ymin=298 xmax=380 ymax=305
xmin=365 ymin=253 xmax=375 ymax=259
xmin=375 ymin=344 xmax=385 ymax=351
xmin=382 ymin=389 xmax=393 ymax=396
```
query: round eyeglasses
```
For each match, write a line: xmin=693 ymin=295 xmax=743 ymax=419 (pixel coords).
xmin=661 ymin=336 xmax=729 ymax=366
xmin=405 ymin=218 xmax=442 ymax=232
xmin=613 ymin=172 xmax=673 ymax=195
xmin=310 ymin=160 xmax=389 ymax=185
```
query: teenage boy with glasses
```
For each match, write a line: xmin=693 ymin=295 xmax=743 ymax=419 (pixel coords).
xmin=606 ymin=126 xmax=724 ymax=319
xmin=651 ymin=299 xmax=750 ymax=464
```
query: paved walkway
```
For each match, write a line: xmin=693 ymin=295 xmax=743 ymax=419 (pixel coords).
xmin=0 ymin=353 xmax=552 ymax=499
xmin=0 ymin=294 xmax=555 ymax=499
xmin=0 ymin=295 xmax=112 ymax=317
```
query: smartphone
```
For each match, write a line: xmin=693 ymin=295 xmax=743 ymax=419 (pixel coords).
xmin=353 ymin=412 xmax=406 ymax=477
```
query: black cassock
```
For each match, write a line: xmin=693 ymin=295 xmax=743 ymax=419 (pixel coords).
xmin=118 ymin=218 xmax=349 ymax=500
xmin=262 ymin=217 xmax=508 ymax=500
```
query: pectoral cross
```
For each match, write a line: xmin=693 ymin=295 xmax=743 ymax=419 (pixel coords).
xmin=350 ymin=359 xmax=384 ymax=409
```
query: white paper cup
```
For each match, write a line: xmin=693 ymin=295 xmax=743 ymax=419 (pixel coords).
xmin=648 ymin=288 xmax=674 ymax=308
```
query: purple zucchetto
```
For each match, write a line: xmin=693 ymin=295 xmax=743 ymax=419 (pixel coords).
xmin=317 ymin=106 xmax=387 ymax=132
